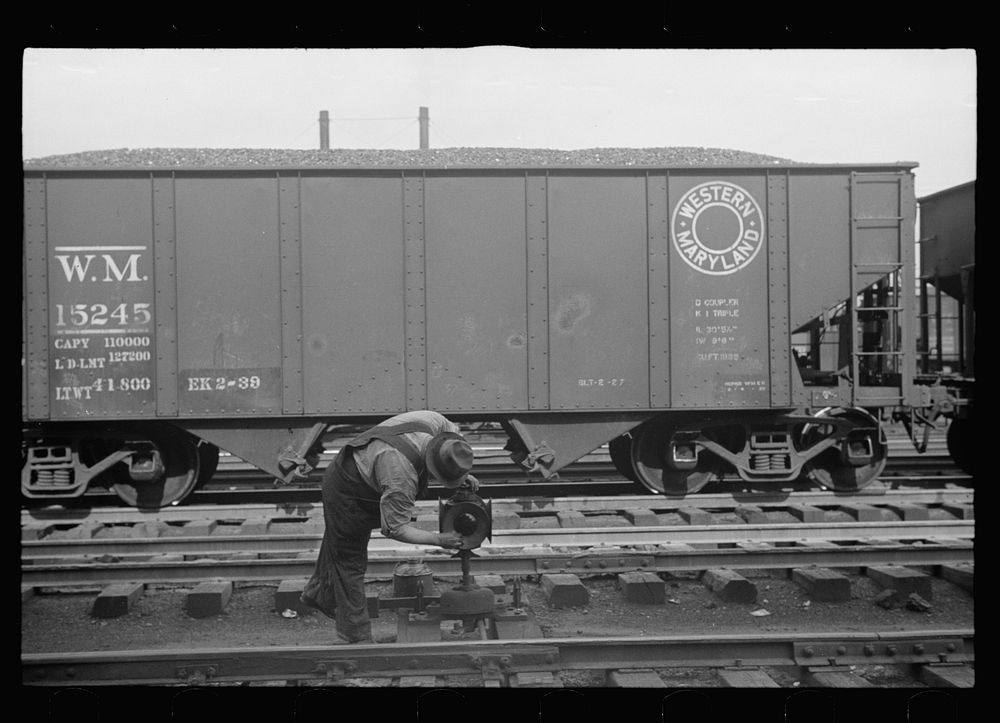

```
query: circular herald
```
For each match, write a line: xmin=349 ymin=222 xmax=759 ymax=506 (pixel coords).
xmin=671 ymin=181 xmax=766 ymax=275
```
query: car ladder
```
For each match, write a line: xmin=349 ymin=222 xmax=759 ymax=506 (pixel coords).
xmin=847 ymin=171 xmax=917 ymax=407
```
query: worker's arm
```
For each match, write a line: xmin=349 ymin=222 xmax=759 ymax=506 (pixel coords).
xmin=373 ymin=451 xmax=464 ymax=549
xmin=389 ymin=524 xmax=463 ymax=548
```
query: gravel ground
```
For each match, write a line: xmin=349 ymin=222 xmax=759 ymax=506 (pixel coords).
xmin=21 ymin=569 xmax=973 ymax=687
xmin=22 ymin=146 xmax=799 ymax=169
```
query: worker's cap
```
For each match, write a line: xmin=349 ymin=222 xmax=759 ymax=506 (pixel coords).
xmin=425 ymin=432 xmax=474 ymax=488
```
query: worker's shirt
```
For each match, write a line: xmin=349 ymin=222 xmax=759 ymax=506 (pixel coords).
xmin=350 ymin=411 xmax=461 ymax=538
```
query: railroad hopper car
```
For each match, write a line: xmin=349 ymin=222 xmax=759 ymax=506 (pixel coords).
xmin=916 ymin=180 xmax=975 ymax=473
xmin=23 ymin=162 xmax=933 ymax=507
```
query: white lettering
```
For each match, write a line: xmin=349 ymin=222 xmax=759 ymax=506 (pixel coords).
xmin=671 ymin=181 xmax=764 ymax=276
xmin=102 ymin=253 xmax=143 ymax=282
xmin=55 ymin=253 xmax=144 ymax=283
xmin=55 ymin=255 xmax=95 ymax=282
xmin=54 ymin=385 xmax=93 ymax=400
xmin=54 ymin=357 xmax=106 ymax=370
xmin=54 ymin=338 xmax=90 ymax=350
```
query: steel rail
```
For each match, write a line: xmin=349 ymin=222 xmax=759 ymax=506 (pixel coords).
xmin=21 ymin=628 xmax=974 ymax=686
xmin=210 ymin=449 xmax=955 ymax=471
xmin=43 ymin=474 xmax=970 ymax=512
xmin=22 ymin=462 xmax=968 ymax=510
xmin=202 ymin=432 xmax=953 ymax=484
xmin=22 ymin=519 xmax=975 ymax=559
xmin=21 ymin=533 xmax=973 ymax=587
xmin=206 ymin=453 xmax=961 ymax=486
xmin=194 ymin=472 xmax=972 ymax=500
xmin=21 ymin=488 xmax=974 ymax=525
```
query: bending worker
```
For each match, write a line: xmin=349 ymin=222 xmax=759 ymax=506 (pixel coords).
xmin=301 ymin=410 xmax=478 ymax=644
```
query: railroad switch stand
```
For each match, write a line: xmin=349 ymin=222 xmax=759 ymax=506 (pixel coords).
xmin=438 ymin=486 xmax=494 ymax=620
xmin=375 ymin=486 xmax=500 ymax=641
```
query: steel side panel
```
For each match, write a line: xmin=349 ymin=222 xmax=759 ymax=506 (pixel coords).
xmin=300 ymin=176 xmax=406 ymax=414
xmin=24 ymin=166 xmax=921 ymax=428
xmin=278 ymin=175 xmax=304 ymax=415
xmin=547 ymin=175 xmax=649 ymax=410
xmin=526 ymin=174 xmax=551 ymax=409
xmin=24 ymin=177 xmax=49 ymax=420
xmin=647 ymin=173 xmax=672 ymax=407
xmin=424 ymin=175 xmax=528 ymax=411
xmin=853 ymin=173 xmax=904 ymax=267
xmin=767 ymin=174 xmax=792 ymax=407
xmin=900 ymin=174 xmax=918 ymax=402
xmin=788 ymin=174 xmax=852 ymax=332
xmin=44 ymin=176 xmax=157 ymax=418
xmin=152 ymin=175 xmax=178 ymax=416
xmin=174 ymin=177 xmax=282 ymax=415
xmin=404 ymin=176 xmax=428 ymax=410
xmin=21 ymin=178 xmax=52 ymax=419
xmin=668 ymin=175 xmax=770 ymax=407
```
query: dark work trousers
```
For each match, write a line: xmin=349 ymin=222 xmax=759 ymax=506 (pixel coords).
xmin=302 ymin=450 xmax=381 ymax=643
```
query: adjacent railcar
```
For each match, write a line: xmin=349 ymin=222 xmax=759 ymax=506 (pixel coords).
xmin=23 ymin=160 xmax=930 ymax=506
xmin=916 ymin=181 xmax=975 ymax=472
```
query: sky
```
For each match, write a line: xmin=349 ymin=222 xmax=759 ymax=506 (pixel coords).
xmin=22 ymin=47 xmax=976 ymax=198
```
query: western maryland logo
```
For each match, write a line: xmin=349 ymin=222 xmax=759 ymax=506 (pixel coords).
xmin=671 ymin=181 xmax=765 ymax=275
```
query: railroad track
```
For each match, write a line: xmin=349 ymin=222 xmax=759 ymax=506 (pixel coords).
xmin=22 ymin=486 xmax=974 ymax=524
xmin=22 ymin=628 xmax=974 ymax=688
xmin=21 ymin=523 xmax=975 ymax=587
xmin=22 ymin=475 xmax=974 ymax=689
xmin=22 ymin=488 xmax=973 ymax=586
xmin=23 ymin=456 xmax=970 ymax=510
xmin=22 ymin=525 xmax=974 ymax=688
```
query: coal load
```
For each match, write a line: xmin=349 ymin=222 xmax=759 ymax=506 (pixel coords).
xmin=23 ymin=146 xmax=798 ymax=168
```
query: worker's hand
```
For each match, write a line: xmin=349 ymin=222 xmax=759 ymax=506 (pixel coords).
xmin=461 ymin=475 xmax=480 ymax=493
xmin=437 ymin=531 xmax=464 ymax=549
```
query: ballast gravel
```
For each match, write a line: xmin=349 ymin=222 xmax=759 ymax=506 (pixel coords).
xmin=21 ymin=570 xmax=973 ymax=687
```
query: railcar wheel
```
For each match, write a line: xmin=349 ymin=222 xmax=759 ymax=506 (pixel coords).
xmin=629 ymin=418 xmax=722 ymax=496
xmin=946 ymin=418 xmax=973 ymax=478
xmin=196 ymin=442 xmax=220 ymax=489
xmin=801 ymin=407 xmax=887 ymax=492
xmin=608 ymin=435 xmax=638 ymax=481
xmin=112 ymin=428 xmax=200 ymax=508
